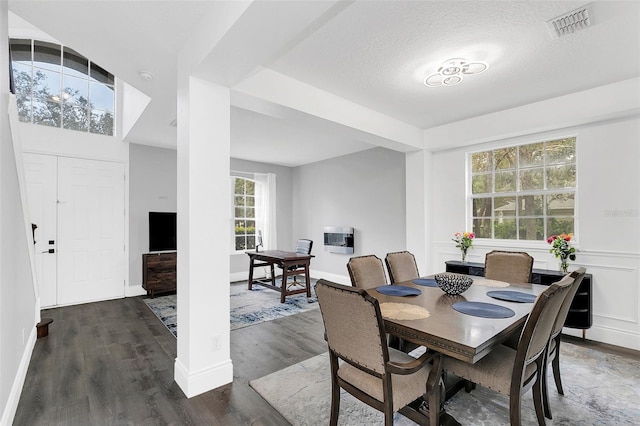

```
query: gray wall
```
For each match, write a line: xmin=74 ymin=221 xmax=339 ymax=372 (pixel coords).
xmin=292 ymin=147 xmax=406 ymax=281
xmin=128 ymin=146 xmax=404 ymax=284
xmin=129 ymin=144 xmax=178 ymax=288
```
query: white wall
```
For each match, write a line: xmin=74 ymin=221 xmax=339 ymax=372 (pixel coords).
xmin=1 ymin=3 xmax=38 ymax=423
xmin=292 ymin=147 xmax=406 ymax=284
xmin=424 ymin=80 xmax=640 ymax=350
xmin=128 ymin=144 xmax=177 ymax=294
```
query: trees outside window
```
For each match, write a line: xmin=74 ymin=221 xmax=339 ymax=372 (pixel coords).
xmin=10 ymin=39 xmax=115 ymax=136
xmin=470 ymin=138 xmax=576 ymax=241
xmin=233 ymin=177 xmax=257 ymax=251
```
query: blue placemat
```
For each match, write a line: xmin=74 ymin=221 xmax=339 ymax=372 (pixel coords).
xmin=452 ymin=301 xmax=515 ymax=318
xmin=412 ymin=278 xmax=438 ymax=287
xmin=376 ymin=285 xmax=422 ymax=297
xmin=487 ymin=290 xmax=536 ymax=303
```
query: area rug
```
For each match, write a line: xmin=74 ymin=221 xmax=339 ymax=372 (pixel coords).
xmin=249 ymin=341 xmax=640 ymax=425
xmin=143 ymin=280 xmax=318 ymax=337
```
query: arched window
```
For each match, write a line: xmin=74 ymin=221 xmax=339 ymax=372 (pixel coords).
xmin=9 ymin=38 xmax=115 ymax=136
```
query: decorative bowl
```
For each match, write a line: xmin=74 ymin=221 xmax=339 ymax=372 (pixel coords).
xmin=434 ymin=273 xmax=473 ymax=295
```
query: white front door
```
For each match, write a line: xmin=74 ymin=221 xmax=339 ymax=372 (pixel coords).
xmin=23 ymin=153 xmax=58 ymax=308
xmin=23 ymin=154 xmax=126 ymax=307
xmin=57 ymin=157 xmax=125 ymax=305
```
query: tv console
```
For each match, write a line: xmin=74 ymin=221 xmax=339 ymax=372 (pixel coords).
xmin=143 ymin=252 xmax=177 ymax=298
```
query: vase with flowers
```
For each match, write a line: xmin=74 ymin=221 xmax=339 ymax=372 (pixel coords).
xmin=547 ymin=233 xmax=576 ymax=273
xmin=453 ymin=232 xmax=475 ymax=263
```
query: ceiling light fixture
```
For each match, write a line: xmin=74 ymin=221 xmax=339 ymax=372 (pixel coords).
xmin=424 ymin=58 xmax=488 ymax=87
xmin=138 ymin=71 xmax=154 ymax=82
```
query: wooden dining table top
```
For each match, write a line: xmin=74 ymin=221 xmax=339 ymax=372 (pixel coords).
xmin=367 ymin=275 xmax=548 ymax=364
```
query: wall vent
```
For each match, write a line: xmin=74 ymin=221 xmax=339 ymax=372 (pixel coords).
xmin=547 ymin=3 xmax=593 ymax=38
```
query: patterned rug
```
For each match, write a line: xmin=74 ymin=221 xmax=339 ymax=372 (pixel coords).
xmin=143 ymin=280 xmax=318 ymax=337
xmin=249 ymin=341 xmax=640 ymax=425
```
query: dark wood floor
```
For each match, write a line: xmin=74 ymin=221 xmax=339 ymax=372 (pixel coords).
xmin=14 ymin=295 xmax=327 ymax=425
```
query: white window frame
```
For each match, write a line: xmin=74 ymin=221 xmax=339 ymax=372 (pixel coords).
xmin=230 ymin=172 xmax=277 ymax=253
xmin=467 ymin=137 xmax=577 ymax=242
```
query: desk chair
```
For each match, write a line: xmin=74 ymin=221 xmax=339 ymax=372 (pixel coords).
xmin=315 ymin=279 xmax=443 ymax=426
xmin=278 ymin=239 xmax=312 ymax=287
xmin=444 ymin=273 xmax=575 ymax=426
xmin=484 ymin=250 xmax=534 ymax=283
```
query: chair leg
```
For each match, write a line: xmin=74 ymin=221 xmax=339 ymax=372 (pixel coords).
xmin=552 ymin=346 xmax=564 ymax=395
xmin=329 ymin=352 xmax=340 ymax=426
xmin=329 ymin=379 xmax=340 ymax=426
xmin=542 ymin=364 xmax=552 ymax=419
xmin=509 ymin=388 xmax=522 ymax=426
xmin=533 ymin=375 xmax=547 ymax=426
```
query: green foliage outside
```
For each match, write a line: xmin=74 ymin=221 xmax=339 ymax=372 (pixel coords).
xmin=470 ymin=138 xmax=576 ymax=241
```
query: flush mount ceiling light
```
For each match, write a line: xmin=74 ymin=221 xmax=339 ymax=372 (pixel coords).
xmin=138 ymin=70 xmax=154 ymax=82
xmin=424 ymin=58 xmax=488 ymax=87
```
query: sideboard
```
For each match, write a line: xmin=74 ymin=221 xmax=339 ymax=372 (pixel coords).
xmin=143 ymin=252 xmax=177 ymax=298
xmin=445 ymin=260 xmax=592 ymax=335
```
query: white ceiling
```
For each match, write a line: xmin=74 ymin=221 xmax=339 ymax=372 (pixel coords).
xmin=8 ymin=1 xmax=640 ymax=166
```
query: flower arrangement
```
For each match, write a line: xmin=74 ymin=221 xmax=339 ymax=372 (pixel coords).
xmin=453 ymin=232 xmax=475 ymax=263
xmin=547 ymin=233 xmax=576 ymax=273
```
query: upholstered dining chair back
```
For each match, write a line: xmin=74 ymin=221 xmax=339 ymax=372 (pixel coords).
xmin=347 ymin=255 xmax=387 ymax=289
xmin=484 ymin=250 xmax=534 ymax=283
xmin=385 ymin=251 xmax=420 ymax=284
xmin=316 ymin=280 xmax=387 ymax=374
xmin=518 ymin=274 xmax=574 ymax=369
xmin=543 ymin=267 xmax=587 ymax=416
xmin=315 ymin=279 xmax=441 ymax=426
xmin=444 ymin=273 xmax=575 ymax=425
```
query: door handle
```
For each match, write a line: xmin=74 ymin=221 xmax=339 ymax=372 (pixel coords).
xmin=40 ymin=249 xmax=55 ymax=254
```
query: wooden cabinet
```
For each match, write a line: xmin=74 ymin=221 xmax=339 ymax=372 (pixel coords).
xmin=445 ymin=260 xmax=592 ymax=331
xmin=143 ymin=252 xmax=177 ymax=298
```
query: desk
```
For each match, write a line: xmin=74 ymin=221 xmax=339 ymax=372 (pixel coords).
xmin=368 ymin=276 xmax=547 ymax=424
xmin=247 ymin=250 xmax=314 ymax=303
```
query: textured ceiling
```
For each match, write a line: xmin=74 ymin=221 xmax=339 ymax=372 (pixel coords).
xmin=8 ymin=1 xmax=640 ymax=166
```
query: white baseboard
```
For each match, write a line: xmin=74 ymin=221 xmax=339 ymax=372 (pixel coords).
xmin=309 ymin=269 xmax=350 ymax=285
xmin=1 ymin=324 xmax=37 ymax=426
xmin=125 ymin=284 xmax=147 ymax=297
xmin=174 ymin=357 xmax=233 ymax=398
xmin=566 ymin=325 xmax=640 ymax=351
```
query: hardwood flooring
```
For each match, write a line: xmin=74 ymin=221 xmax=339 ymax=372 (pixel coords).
xmin=14 ymin=296 xmax=327 ymax=425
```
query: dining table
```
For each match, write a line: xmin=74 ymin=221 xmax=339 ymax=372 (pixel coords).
xmin=366 ymin=274 xmax=548 ymax=425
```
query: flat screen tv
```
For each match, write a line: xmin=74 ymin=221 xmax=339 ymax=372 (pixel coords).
xmin=149 ymin=212 xmax=177 ymax=252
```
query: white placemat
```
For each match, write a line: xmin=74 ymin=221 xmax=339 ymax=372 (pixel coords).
xmin=380 ymin=302 xmax=430 ymax=320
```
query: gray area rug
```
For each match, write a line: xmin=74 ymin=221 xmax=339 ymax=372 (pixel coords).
xmin=250 ymin=341 xmax=640 ymax=425
xmin=143 ymin=280 xmax=317 ymax=337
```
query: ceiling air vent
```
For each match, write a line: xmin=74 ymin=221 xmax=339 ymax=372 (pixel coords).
xmin=547 ymin=3 xmax=593 ymax=38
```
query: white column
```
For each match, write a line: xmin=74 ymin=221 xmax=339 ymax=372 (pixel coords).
xmin=174 ymin=76 xmax=232 ymax=397
xmin=406 ymin=150 xmax=433 ymax=274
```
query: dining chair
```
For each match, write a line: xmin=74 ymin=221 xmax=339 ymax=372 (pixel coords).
xmin=278 ymin=239 xmax=312 ymax=286
xmin=385 ymin=251 xmax=420 ymax=284
xmin=484 ymin=250 xmax=534 ymax=283
xmin=542 ymin=267 xmax=587 ymax=419
xmin=347 ymin=254 xmax=387 ymax=289
xmin=315 ymin=279 xmax=443 ymax=426
xmin=443 ymin=273 xmax=576 ymax=426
